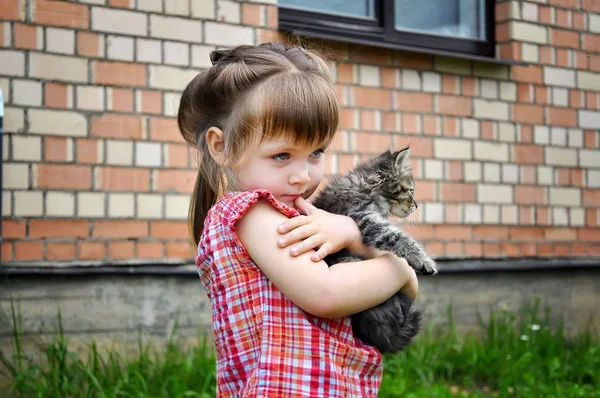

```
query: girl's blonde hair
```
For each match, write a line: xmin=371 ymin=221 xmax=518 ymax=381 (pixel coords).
xmin=177 ymin=42 xmax=340 ymax=245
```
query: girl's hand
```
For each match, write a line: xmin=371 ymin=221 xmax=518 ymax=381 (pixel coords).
xmin=277 ymin=197 xmax=361 ymax=261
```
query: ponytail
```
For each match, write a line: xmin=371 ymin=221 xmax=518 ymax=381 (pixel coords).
xmin=189 ymin=170 xmax=217 ymax=245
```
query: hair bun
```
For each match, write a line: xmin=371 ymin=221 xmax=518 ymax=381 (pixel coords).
xmin=210 ymin=49 xmax=230 ymax=65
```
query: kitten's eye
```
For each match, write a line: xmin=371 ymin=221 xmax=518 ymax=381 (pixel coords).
xmin=273 ymin=153 xmax=290 ymax=161
xmin=310 ymin=149 xmax=325 ymax=158
xmin=409 ymin=189 xmax=415 ymax=194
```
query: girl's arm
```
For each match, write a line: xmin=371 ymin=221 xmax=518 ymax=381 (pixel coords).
xmin=237 ymin=199 xmax=417 ymax=319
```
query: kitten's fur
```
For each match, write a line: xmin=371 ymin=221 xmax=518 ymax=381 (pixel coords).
xmin=312 ymin=147 xmax=437 ymax=353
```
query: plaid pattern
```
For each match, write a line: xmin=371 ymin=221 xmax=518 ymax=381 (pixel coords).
xmin=197 ymin=189 xmax=383 ymax=397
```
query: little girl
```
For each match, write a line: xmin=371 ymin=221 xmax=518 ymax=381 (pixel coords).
xmin=178 ymin=42 xmax=418 ymax=397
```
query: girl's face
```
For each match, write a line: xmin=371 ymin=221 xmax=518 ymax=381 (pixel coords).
xmin=229 ymin=136 xmax=328 ymax=208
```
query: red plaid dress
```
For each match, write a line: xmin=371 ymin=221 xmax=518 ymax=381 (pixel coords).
xmin=196 ymin=189 xmax=383 ymax=397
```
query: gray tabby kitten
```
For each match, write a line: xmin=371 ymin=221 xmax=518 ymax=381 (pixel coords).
xmin=312 ymin=147 xmax=437 ymax=353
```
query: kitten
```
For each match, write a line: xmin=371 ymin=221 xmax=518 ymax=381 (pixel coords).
xmin=312 ymin=147 xmax=437 ymax=353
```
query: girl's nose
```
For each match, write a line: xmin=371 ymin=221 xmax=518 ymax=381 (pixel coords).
xmin=289 ymin=167 xmax=310 ymax=185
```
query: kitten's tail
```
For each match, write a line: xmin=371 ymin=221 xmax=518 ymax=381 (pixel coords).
xmin=352 ymin=293 xmax=423 ymax=354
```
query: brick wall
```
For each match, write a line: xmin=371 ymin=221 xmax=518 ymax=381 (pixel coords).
xmin=0 ymin=0 xmax=599 ymax=265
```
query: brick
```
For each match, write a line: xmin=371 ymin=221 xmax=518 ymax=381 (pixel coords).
xmin=78 ymin=242 xmax=106 ymax=261
xmin=166 ymin=242 xmax=193 ymax=259
xmin=154 ymin=170 xmax=196 ymax=193
xmin=512 ymin=22 xmax=547 ymax=44
xmin=76 ymin=85 xmax=104 ymax=110
xmin=137 ymin=241 xmax=164 ymax=258
xmin=91 ymin=114 xmax=143 ymax=139
xmin=165 ymin=195 xmax=190 ymax=220
xmin=583 ymin=34 xmax=600 ymax=53
xmin=474 ymin=142 xmax=509 ymax=162
xmin=544 ymin=67 xmax=576 ymax=87
xmin=424 ymin=159 xmax=443 ymax=179
xmin=205 ymin=21 xmax=253 ymax=46
xmin=401 ymin=70 xmax=421 ymax=90
xmin=136 ymin=90 xmax=162 ymax=114
xmin=545 ymin=147 xmax=578 ymax=166
xmin=108 ymin=241 xmax=135 ymax=259
xmin=46 ymin=191 xmax=75 ymax=217
xmin=46 ymin=242 xmax=75 ymax=261
xmin=511 ymin=227 xmax=545 ymax=241
xmin=578 ymin=72 xmax=600 ymax=91
xmin=13 ymin=79 xmax=42 ymax=106
xmin=165 ymin=0 xmax=189 ymax=15
xmin=553 ymin=88 xmax=568 ymax=107
xmin=474 ymin=99 xmax=509 ymax=121
xmin=92 ymin=6 xmax=146 ymax=36
xmin=107 ymin=35 xmax=134 ymax=61
xmin=521 ymin=43 xmax=539 ymax=63
xmin=76 ymin=138 xmax=102 ymax=164
xmin=440 ymin=183 xmax=475 ymax=202
xmin=148 ymin=64 xmax=198 ymax=90
xmin=241 ymin=3 xmax=262 ymax=26
xmin=515 ymin=186 xmax=546 ymax=205
xmin=163 ymin=92 xmax=181 ymax=117
xmin=13 ymin=191 xmax=42 ymax=216
xmin=478 ymin=184 xmax=513 ymax=204
xmin=30 ymin=53 xmax=87 ymax=82
xmin=29 ymin=109 xmax=87 ymax=136
xmin=394 ymin=92 xmax=432 ymax=113
xmin=12 ymin=135 xmax=41 ymax=161
xmin=217 ymin=0 xmax=240 ymax=23
xmin=108 ymin=87 xmax=133 ymax=112
xmin=3 ymin=164 xmax=27 ymax=189
xmin=433 ymin=138 xmax=472 ymax=160
xmin=14 ymin=23 xmax=39 ymax=49
xmin=511 ymin=65 xmax=542 ymax=83
xmin=44 ymin=82 xmax=69 ymax=108
xmin=96 ymin=167 xmax=150 ymax=191
xmin=46 ymin=27 xmax=75 ymax=54
xmin=93 ymin=220 xmax=148 ymax=239
xmin=535 ymin=86 xmax=549 ymax=105
xmin=437 ymin=95 xmax=471 ymax=116
xmin=550 ymin=187 xmax=581 ymax=206
xmin=353 ymin=87 xmax=391 ymax=109
xmin=548 ymin=107 xmax=576 ymax=127
xmin=512 ymin=104 xmax=544 ymax=124
xmin=162 ymin=41 xmax=188 ymax=66
xmin=108 ymin=193 xmax=135 ymax=217
xmin=105 ymin=140 xmax=133 ymax=165
xmin=136 ymin=38 xmax=162 ymax=63
xmin=580 ymin=149 xmax=600 ymax=167
xmin=77 ymin=31 xmax=104 ymax=57
xmin=150 ymin=14 xmax=202 ymax=42
xmin=148 ymin=117 xmax=184 ymax=142
xmin=0 ymin=50 xmax=25 ymax=76
xmin=93 ymin=61 xmax=146 ymax=87
xmin=36 ymin=164 xmax=91 ymax=190
xmin=30 ymin=220 xmax=88 ymax=238
xmin=3 ymin=107 xmax=25 ymax=133
xmin=34 ymin=0 xmax=88 ymax=28
xmin=43 ymin=137 xmax=69 ymax=162
xmin=442 ymin=75 xmax=458 ymax=94
xmin=461 ymin=77 xmax=477 ymax=96
xmin=358 ymin=65 xmax=380 ymax=87
xmin=551 ymin=28 xmax=579 ymax=49
xmin=13 ymin=241 xmax=42 ymax=261
xmin=135 ymin=142 xmax=162 ymax=166
xmin=137 ymin=194 xmax=163 ymax=219
xmin=77 ymin=192 xmax=105 ymax=218
xmin=583 ymin=190 xmax=600 ymax=206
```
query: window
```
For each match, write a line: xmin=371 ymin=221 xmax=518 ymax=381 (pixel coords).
xmin=278 ymin=0 xmax=495 ymax=60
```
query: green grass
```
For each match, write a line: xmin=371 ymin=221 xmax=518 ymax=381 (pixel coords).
xmin=1 ymin=300 xmax=598 ymax=397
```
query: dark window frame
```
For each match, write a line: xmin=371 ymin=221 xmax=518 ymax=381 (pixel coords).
xmin=279 ymin=0 xmax=499 ymax=63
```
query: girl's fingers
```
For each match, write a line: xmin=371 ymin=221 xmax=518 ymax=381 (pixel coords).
xmin=278 ymin=224 xmax=315 ymax=247
xmin=277 ymin=215 xmax=310 ymax=233
xmin=294 ymin=196 xmax=318 ymax=216
xmin=311 ymin=242 xmax=332 ymax=262
xmin=290 ymin=234 xmax=324 ymax=257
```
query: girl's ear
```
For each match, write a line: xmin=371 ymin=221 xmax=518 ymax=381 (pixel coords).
xmin=206 ymin=127 xmax=228 ymax=166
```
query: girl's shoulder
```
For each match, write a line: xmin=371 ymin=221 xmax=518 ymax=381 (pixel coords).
xmin=209 ymin=189 xmax=300 ymax=228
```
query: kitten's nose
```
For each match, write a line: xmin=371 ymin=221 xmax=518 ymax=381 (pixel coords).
xmin=415 ymin=202 xmax=418 ymax=209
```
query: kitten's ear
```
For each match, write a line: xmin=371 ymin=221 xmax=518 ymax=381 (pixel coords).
xmin=393 ymin=147 xmax=411 ymax=174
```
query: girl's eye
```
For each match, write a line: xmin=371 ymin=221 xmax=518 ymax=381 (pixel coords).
xmin=310 ymin=149 xmax=325 ymax=158
xmin=273 ymin=153 xmax=290 ymax=161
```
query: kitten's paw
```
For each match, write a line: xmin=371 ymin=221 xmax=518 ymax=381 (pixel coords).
xmin=409 ymin=256 xmax=438 ymax=275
